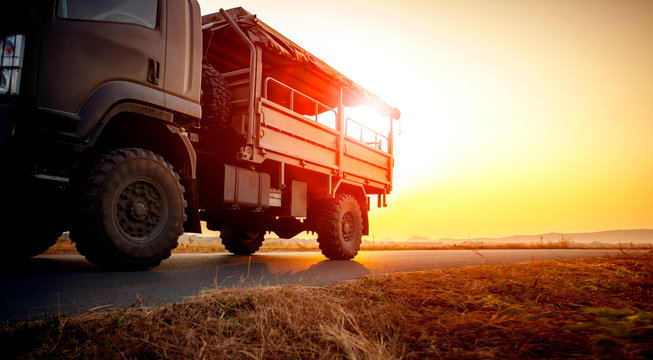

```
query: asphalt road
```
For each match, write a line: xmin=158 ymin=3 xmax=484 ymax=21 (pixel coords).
xmin=0 ymin=249 xmax=622 ymax=322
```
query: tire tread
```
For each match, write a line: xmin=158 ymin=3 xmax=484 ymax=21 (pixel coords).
xmin=316 ymin=194 xmax=363 ymax=260
xmin=71 ymin=148 xmax=185 ymax=270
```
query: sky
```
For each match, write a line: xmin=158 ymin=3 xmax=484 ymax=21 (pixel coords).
xmin=198 ymin=0 xmax=653 ymax=240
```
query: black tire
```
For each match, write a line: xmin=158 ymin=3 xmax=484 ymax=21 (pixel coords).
xmin=71 ymin=148 xmax=186 ymax=270
xmin=1 ymin=186 xmax=64 ymax=261
xmin=220 ymin=226 xmax=264 ymax=255
xmin=201 ymin=62 xmax=231 ymax=130
xmin=316 ymin=194 xmax=363 ymax=260
xmin=4 ymin=228 xmax=61 ymax=260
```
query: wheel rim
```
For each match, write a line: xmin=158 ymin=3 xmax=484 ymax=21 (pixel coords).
xmin=241 ymin=228 xmax=263 ymax=247
xmin=114 ymin=178 xmax=168 ymax=243
xmin=341 ymin=211 xmax=355 ymax=242
xmin=245 ymin=229 xmax=261 ymax=240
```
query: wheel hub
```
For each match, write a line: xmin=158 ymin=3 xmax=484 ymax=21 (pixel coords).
xmin=342 ymin=212 xmax=354 ymax=242
xmin=116 ymin=180 xmax=165 ymax=241
xmin=246 ymin=229 xmax=261 ymax=240
xmin=131 ymin=201 xmax=147 ymax=218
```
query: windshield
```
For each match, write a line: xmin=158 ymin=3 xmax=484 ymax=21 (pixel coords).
xmin=57 ymin=0 xmax=159 ymax=29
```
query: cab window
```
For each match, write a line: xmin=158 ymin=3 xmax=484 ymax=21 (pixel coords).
xmin=57 ymin=0 xmax=159 ymax=29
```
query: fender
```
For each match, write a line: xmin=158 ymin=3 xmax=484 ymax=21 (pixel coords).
xmin=164 ymin=124 xmax=197 ymax=179
xmin=86 ymin=101 xmax=173 ymax=147
xmin=166 ymin=125 xmax=201 ymax=233
xmin=332 ymin=178 xmax=367 ymax=201
xmin=59 ymin=80 xmax=200 ymax=142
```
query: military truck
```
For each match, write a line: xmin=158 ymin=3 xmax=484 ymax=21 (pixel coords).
xmin=0 ymin=1 xmax=400 ymax=269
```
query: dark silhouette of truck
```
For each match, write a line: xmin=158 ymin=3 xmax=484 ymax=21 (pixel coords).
xmin=0 ymin=1 xmax=400 ymax=269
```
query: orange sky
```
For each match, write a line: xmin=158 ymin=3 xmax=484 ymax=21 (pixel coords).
xmin=199 ymin=0 xmax=653 ymax=240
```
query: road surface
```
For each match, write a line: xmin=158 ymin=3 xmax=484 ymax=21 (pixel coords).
xmin=0 ymin=249 xmax=622 ymax=322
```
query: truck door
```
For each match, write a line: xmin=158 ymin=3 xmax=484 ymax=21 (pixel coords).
xmin=163 ymin=0 xmax=201 ymax=107
xmin=37 ymin=0 xmax=166 ymax=116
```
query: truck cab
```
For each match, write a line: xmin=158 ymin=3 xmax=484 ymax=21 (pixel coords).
xmin=1 ymin=0 xmax=202 ymax=266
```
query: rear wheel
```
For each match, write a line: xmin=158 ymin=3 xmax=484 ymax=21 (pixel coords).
xmin=71 ymin=148 xmax=186 ymax=270
xmin=316 ymin=194 xmax=363 ymax=260
xmin=220 ymin=226 xmax=264 ymax=255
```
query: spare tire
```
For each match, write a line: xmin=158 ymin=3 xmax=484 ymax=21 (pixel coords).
xmin=200 ymin=63 xmax=231 ymax=130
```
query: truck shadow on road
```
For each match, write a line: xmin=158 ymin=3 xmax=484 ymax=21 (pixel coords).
xmin=209 ymin=256 xmax=372 ymax=287
xmin=0 ymin=253 xmax=371 ymax=322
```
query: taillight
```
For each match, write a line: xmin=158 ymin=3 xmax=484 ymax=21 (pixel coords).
xmin=0 ymin=34 xmax=25 ymax=95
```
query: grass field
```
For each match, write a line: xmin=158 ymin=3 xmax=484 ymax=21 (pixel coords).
xmin=2 ymin=251 xmax=651 ymax=359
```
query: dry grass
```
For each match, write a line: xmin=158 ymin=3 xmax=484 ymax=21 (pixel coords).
xmin=3 ymin=252 xmax=651 ymax=359
xmin=43 ymin=237 xmax=652 ymax=255
xmin=43 ymin=238 xmax=323 ymax=255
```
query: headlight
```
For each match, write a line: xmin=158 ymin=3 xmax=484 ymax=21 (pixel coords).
xmin=0 ymin=34 xmax=25 ymax=95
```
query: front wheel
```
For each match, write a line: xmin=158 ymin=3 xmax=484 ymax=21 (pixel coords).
xmin=316 ymin=194 xmax=363 ymax=260
xmin=71 ymin=148 xmax=186 ymax=270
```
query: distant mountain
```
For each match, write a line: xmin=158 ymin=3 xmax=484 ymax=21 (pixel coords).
xmin=427 ymin=229 xmax=653 ymax=245
xmin=175 ymin=229 xmax=652 ymax=246
xmin=405 ymin=235 xmax=434 ymax=243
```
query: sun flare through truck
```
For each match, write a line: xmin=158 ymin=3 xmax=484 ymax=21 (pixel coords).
xmin=0 ymin=0 xmax=400 ymax=269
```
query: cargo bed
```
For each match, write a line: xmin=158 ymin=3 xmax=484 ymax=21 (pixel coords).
xmin=201 ymin=7 xmax=400 ymax=199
